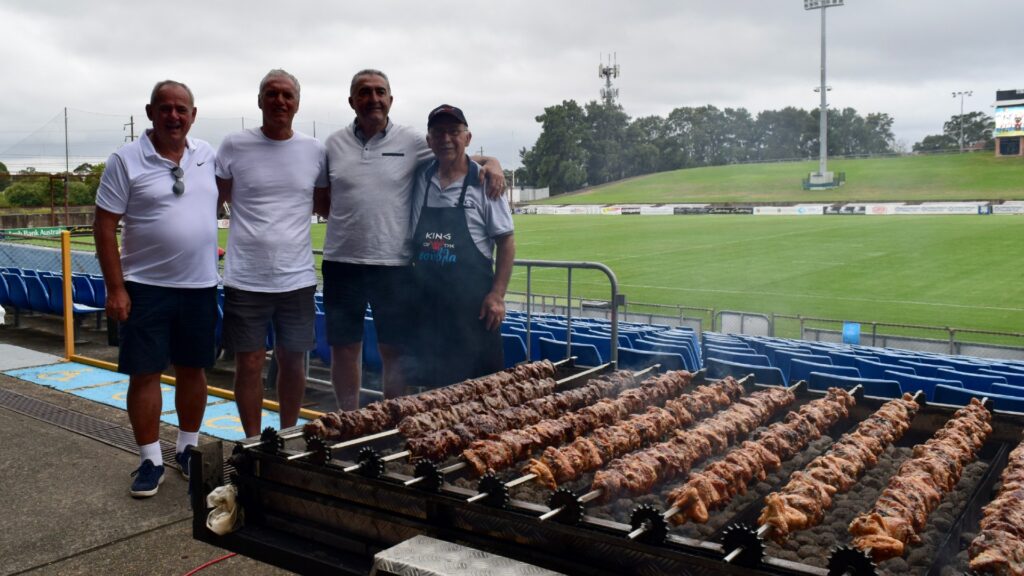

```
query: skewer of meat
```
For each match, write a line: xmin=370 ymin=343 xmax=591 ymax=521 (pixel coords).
xmin=583 ymin=385 xmax=797 ymax=503
xmin=969 ymin=435 xmax=1024 ymax=575
xmin=537 ymin=384 xmax=797 ymax=522
xmin=666 ymin=387 xmax=857 ymax=525
xmin=758 ymin=392 xmax=920 ymax=541
xmin=405 ymin=369 xmax=637 ymax=462
xmin=461 ymin=370 xmax=700 ymax=477
xmin=849 ymin=397 xmax=992 ymax=562
xmin=522 ymin=376 xmax=752 ymax=490
xmin=302 ymin=359 xmax=558 ymax=441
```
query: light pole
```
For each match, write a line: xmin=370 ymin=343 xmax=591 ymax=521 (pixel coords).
xmin=952 ymin=90 xmax=973 ymax=153
xmin=804 ymin=0 xmax=843 ymax=187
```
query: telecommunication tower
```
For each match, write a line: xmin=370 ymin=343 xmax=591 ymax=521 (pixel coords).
xmin=598 ymin=53 xmax=620 ymax=106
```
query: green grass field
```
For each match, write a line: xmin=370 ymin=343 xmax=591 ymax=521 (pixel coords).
xmin=293 ymin=215 xmax=1023 ymax=339
xmin=540 ymin=152 xmax=1024 ymax=204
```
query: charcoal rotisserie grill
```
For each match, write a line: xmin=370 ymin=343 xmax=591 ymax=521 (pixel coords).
xmin=190 ymin=364 xmax=1024 ymax=576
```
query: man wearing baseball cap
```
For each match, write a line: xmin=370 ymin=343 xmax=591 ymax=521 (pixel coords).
xmin=408 ymin=104 xmax=515 ymax=389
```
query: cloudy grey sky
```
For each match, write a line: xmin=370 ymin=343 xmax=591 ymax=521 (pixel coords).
xmin=1 ymin=0 xmax=1018 ymax=172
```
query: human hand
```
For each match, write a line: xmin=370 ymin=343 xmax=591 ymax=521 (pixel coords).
xmin=479 ymin=291 xmax=506 ymax=332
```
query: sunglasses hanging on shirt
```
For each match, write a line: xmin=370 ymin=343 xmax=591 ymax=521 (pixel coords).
xmin=171 ymin=166 xmax=185 ymax=196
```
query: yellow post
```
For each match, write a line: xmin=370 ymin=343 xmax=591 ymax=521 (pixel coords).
xmin=61 ymin=230 xmax=74 ymax=360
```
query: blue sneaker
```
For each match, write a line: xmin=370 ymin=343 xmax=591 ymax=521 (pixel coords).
xmin=176 ymin=446 xmax=194 ymax=480
xmin=130 ymin=460 xmax=165 ymax=498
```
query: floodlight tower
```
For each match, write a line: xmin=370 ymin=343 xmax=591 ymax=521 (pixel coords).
xmin=804 ymin=0 xmax=844 ymax=188
xmin=599 ymin=53 xmax=620 ymax=106
xmin=952 ymin=90 xmax=973 ymax=153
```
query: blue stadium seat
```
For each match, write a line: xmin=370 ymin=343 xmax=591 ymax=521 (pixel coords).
xmin=617 ymin=347 xmax=687 ymax=372
xmin=992 ymin=383 xmax=1024 ymax=398
xmin=536 ymin=323 xmax=569 ymax=341
xmin=634 ymin=339 xmax=697 ymax=371
xmin=705 ymin=358 xmax=785 ymax=386
xmin=936 ymin=368 xmax=1007 ymax=393
xmin=827 ymin=351 xmax=876 ymax=368
xmin=42 ymin=275 xmax=103 ymax=319
xmin=981 ymin=369 xmax=1024 ymax=387
xmin=502 ymin=334 xmax=528 ymax=368
xmin=313 ymin=312 xmax=330 ymax=365
xmin=855 ymin=358 xmax=916 ymax=380
xmin=569 ymin=332 xmax=612 ymax=363
xmin=0 ymin=274 xmax=9 ymax=307
xmin=362 ymin=316 xmax=382 ymax=371
xmin=808 ymin=372 xmax=902 ymax=398
xmin=932 ymin=384 xmax=984 ymax=407
xmin=88 ymin=275 xmax=107 ymax=307
xmin=704 ymin=348 xmax=771 ymax=367
xmin=788 ymin=359 xmax=859 ymax=385
xmin=884 ymin=370 xmax=962 ymax=401
xmin=21 ymin=275 xmax=52 ymax=313
xmin=772 ymin=350 xmax=833 ymax=383
xmin=508 ymin=326 xmax=555 ymax=361
xmin=896 ymin=360 xmax=950 ymax=378
xmin=539 ymin=337 xmax=602 ymax=367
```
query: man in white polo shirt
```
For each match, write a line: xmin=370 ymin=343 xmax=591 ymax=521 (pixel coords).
xmin=216 ymin=69 xmax=327 ymax=437
xmin=94 ymin=80 xmax=219 ymax=498
xmin=321 ymin=69 xmax=505 ymax=410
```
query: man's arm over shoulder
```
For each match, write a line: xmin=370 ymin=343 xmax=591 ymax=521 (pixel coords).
xmin=469 ymin=155 xmax=505 ymax=199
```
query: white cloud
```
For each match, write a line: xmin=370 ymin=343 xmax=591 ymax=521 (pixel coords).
xmin=1 ymin=0 xmax=1019 ymax=171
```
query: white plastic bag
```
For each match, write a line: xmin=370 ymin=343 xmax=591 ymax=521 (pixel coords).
xmin=205 ymin=484 xmax=243 ymax=535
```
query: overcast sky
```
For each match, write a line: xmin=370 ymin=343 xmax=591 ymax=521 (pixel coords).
xmin=2 ymin=0 xmax=1019 ymax=172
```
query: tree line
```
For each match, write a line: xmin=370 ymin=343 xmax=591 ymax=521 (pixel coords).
xmin=516 ymin=100 xmax=995 ymax=194
xmin=0 ymin=162 xmax=104 ymax=208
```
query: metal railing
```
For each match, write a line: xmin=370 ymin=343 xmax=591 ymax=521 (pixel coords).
xmin=515 ymin=259 xmax=622 ymax=364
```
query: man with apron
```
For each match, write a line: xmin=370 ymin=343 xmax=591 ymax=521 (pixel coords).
xmin=409 ymin=105 xmax=516 ymax=390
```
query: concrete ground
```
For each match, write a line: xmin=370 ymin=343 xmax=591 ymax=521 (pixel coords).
xmin=0 ymin=312 xmax=310 ymax=576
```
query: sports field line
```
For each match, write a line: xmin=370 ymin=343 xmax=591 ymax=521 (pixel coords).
xmin=515 ymin=275 xmax=1024 ymax=314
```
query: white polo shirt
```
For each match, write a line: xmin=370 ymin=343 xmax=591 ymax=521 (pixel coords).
xmin=95 ymin=130 xmax=219 ymax=288
xmin=322 ymin=120 xmax=433 ymax=265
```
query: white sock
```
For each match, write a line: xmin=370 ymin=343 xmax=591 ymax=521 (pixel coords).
xmin=177 ymin=430 xmax=199 ymax=454
xmin=139 ymin=441 xmax=163 ymax=467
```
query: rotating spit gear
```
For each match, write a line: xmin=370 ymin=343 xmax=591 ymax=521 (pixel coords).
xmin=259 ymin=427 xmax=284 ymax=454
xmin=547 ymin=487 xmax=585 ymax=526
xmin=412 ymin=459 xmax=444 ymax=492
xmin=720 ymin=523 xmax=765 ymax=568
xmin=629 ymin=504 xmax=668 ymax=545
xmin=476 ymin=472 xmax=510 ymax=509
xmin=356 ymin=447 xmax=384 ymax=478
xmin=306 ymin=436 xmax=332 ymax=466
xmin=828 ymin=545 xmax=877 ymax=576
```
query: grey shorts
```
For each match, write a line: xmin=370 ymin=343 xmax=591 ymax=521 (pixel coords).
xmin=223 ymin=285 xmax=317 ymax=353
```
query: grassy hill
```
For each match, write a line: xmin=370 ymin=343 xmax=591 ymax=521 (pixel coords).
xmin=538 ymin=151 xmax=1024 ymax=204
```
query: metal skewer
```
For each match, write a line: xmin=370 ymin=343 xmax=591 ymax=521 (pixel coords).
xmin=403 ymin=461 xmax=468 ymax=486
xmin=466 ymin=473 xmax=537 ymax=503
xmin=286 ymin=427 xmax=402 ymax=461
xmin=239 ymin=428 xmax=304 ymax=450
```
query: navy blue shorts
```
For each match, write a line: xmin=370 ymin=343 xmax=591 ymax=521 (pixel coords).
xmin=321 ymin=261 xmax=412 ymax=347
xmin=118 ymin=282 xmax=218 ymax=375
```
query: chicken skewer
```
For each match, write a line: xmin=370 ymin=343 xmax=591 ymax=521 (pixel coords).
xmin=848 ymin=397 xmax=992 ymax=563
xmin=288 ymin=364 xmax=600 ymax=463
xmin=301 ymin=359 xmax=562 ymax=442
xmin=623 ymin=386 xmax=858 ymax=543
xmin=757 ymin=391 xmax=921 ymax=541
xmin=968 ymin=434 xmax=1024 ymax=575
xmin=537 ymin=384 xmax=797 ymax=522
xmin=466 ymin=373 xmax=736 ymax=503
xmin=404 ymin=365 xmax=674 ymax=488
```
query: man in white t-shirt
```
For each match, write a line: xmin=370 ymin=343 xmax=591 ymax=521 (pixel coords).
xmin=216 ymin=69 xmax=328 ymax=437
xmin=95 ymin=80 xmax=219 ymax=498
xmin=320 ymin=69 xmax=506 ymax=410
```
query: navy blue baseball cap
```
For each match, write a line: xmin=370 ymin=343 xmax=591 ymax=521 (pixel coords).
xmin=427 ymin=104 xmax=468 ymax=128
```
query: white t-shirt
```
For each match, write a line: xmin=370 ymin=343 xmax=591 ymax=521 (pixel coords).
xmin=410 ymin=159 xmax=514 ymax=261
xmin=95 ymin=130 xmax=219 ymax=288
xmin=216 ymin=128 xmax=327 ymax=292
xmin=322 ymin=120 xmax=433 ymax=265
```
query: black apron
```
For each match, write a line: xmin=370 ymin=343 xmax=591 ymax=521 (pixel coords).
xmin=410 ymin=167 xmax=503 ymax=389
